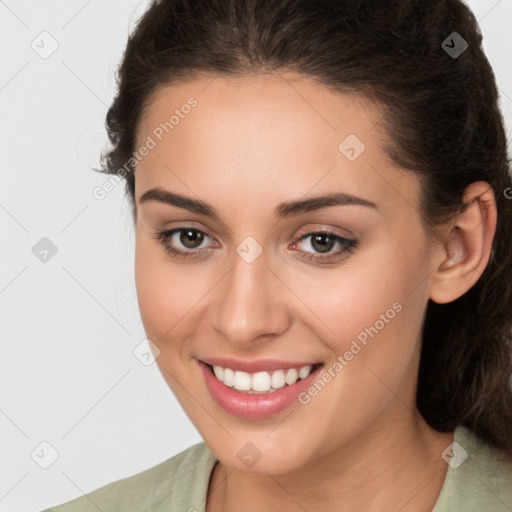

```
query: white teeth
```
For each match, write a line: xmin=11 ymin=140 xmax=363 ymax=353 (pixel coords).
xmin=233 ymin=371 xmax=252 ymax=391
xmin=213 ymin=366 xmax=224 ymax=381
xmin=251 ymin=371 xmax=272 ymax=392
xmin=271 ymin=369 xmax=286 ymax=389
xmin=223 ymin=367 xmax=234 ymax=387
xmin=210 ymin=364 xmax=317 ymax=393
xmin=298 ymin=365 xmax=312 ymax=379
xmin=285 ymin=368 xmax=298 ymax=385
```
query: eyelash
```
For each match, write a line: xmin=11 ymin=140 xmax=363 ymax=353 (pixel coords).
xmin=152 ymin=227 xmax=358 ymax=263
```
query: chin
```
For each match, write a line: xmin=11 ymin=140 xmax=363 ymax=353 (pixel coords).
xmin=202 ymin=430 xmax=318 ymax=476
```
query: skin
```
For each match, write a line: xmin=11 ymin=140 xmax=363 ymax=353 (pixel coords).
xmin=132 ymin=73 xmax=497 ymax=511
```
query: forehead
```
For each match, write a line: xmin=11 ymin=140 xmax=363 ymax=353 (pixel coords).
xmin=137 ymin=72 xmax=384 ymax=147
xmin=134 ymin=73 xmax=421 ymax=220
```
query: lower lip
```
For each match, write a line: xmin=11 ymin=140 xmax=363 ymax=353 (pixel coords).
xmin=198 ymin=360 xmax=323 ymax=420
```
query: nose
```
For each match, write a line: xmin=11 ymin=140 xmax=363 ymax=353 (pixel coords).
xmin=209 ymin=247 xmax=291 ymax=347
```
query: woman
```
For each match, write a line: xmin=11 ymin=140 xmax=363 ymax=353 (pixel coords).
xmin=44 ymin=0 xmax=512 ymax=510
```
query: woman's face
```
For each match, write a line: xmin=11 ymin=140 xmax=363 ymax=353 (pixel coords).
xmin=133 ymin=73 xmax=437 ymax=474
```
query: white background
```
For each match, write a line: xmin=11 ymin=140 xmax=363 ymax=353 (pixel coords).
xmin=1 ymin=1 xmax=511 ymax=511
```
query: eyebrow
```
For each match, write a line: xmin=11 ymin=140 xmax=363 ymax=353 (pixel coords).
xmin=138 ymin=187 xmax=379 ymax=219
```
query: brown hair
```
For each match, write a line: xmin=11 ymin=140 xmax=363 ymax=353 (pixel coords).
xmin=97 ymin=0 xmax=512 ymax=455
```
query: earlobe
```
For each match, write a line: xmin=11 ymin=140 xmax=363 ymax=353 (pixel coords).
xmin=429 ymin=181 xmax=497 ymax=305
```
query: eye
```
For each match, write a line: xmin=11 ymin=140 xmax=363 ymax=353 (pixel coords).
xmin=152 ymin=227 xmax=358 ymax=263
xmin=152 ymin=227 xmax=216 ymax=260
xmin=292 ymin=231 xmax=358 ymax=262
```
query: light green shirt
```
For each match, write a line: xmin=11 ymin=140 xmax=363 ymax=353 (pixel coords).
xmin=42 ymin=425 xmax=512 ymax=511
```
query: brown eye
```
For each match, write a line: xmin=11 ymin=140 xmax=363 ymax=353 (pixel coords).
xmin=310 ymin=233 xmax=336 ymax=253
xmin=179 ymin=229 xmax=205 ymax=249
xmin=152 ymin=227 xmax=215 ymax=260
xmin=293 ymin=231 xmax=358 ymax=263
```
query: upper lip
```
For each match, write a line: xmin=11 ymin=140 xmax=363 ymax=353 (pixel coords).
xmin=199 ymin=357 xmax=321 ymax=373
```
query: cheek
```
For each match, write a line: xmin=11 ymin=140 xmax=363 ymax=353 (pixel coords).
xmin=134 ymin=235 xmax=215 ymax=349
xmin=285 ymin=236 xmax=429 ymax=374
xmin=135 ymin=237 xmax=183 ymax=341
xmin=288 ymin=254 xmax=428 ymax=445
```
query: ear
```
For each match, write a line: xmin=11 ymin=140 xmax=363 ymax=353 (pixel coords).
xmin=428 ymin=181 xmax=497 ymax=305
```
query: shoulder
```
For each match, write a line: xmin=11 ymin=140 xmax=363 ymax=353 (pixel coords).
xmin=433 ymin=425 xmax=512 ymax=512
xmin=40 ymin=442 xmax=218 ymax=512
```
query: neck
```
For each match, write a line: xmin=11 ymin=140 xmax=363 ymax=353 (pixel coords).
xmin=207 ymin=411 xmax=453 ymax=512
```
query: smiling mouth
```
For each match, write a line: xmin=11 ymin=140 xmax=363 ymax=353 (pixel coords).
xmin=204 ymin=362 xmax=323 ymax=394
